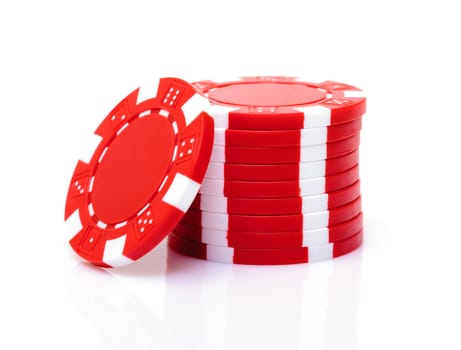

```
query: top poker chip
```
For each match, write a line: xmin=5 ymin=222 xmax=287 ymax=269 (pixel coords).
xmin=64 ymin=78 xmax=214 ymax=267
xmin=193 ymin=77 xmax=366 ymax=130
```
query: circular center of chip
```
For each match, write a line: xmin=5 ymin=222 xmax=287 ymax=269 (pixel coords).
xmin=91 ymin=113 xmax=174 ymax=224
xmin=207 ymin=82 xmax=326 ymax=107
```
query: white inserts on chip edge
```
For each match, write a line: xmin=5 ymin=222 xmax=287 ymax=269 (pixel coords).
xmin=203 ymin=161 xmax=224 ymax=179
xmin=202 ymin=240 xmax=333 ymax=262
xmin=208 ymin=105 xmax=237 ymax=129
xmin=196 ymin=192 xmax=330 ymax=215
xmin=296 ymin=105 xmax=331 ymax=128
xmin=162 ymin=173 xmax=201 ymax=213
xmin=195 ymin=210 xmax=330 ymax=231
xmin=186 ymin=226 xmax=331 ymax=247
xmin=300 ymin=127 xmax=328 ymax=145
xmin=343 ymin=90 xmax=365 ymax=98
xmin=212 ymin=126 xmax=328 ymax=146
xmin=201 ymin=210 xmax=229 ymax=231
xmin=209 ymin=145 xmax=225 ymax=162
xmin=300 ymin=143 xmax=327 ymax=162
xmin=308 ymin=244 xmax=334 ymax=261
xmin=302 ymin=228 xmax=330 ymax=245
xmin=303 ymin=211 xmax=329 ymax=230
xmin=203 ymin=159 xmax=328 ymax=180
xmin=300 ymin=177 xmax=326 ymax=196
xmin=198 ymin=177 xmax=327 ymax=197
xmin=209 ymin=143 xmax=329 ymax=163
xmin=201 ymin=228 xmax=228 ymax=246
xmin=299 ymin=160 xmax=326 ymax=179
xmin=182 ymin=94 xmax=212 ymax=126
xmin=206 ymin=245 xmax=234 ymax=263
xmin=301 ymin=194 xmax=329 ymax=213
xmin=102 ymin=234 xmax=134 ymax=267
xmin=201 ymin=160 xmax=229 ymax=231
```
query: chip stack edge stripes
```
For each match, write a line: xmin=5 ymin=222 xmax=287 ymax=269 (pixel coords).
xmin=170 ymin=77 xmax=366 ymax=265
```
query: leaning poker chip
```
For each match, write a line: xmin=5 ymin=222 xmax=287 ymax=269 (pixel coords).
xmin=168 ymin=230 xmax=363 ymax=265
xmin=213 ymin=118 xmax=362 ymax=147
xmin=210 ymin=134 xmax=359 ymax=164
xmin=181 ymin=196 xmax=362 ymax=232
xmin=193 ymin=77 xmax=366 ymax=131
xmin=64 ymin=78 xmax=214 ymax=267
xmin=198 ymin=164 xmax=359 ymax=198
xmin=204 ymin=150 xmax=359 ymax=181
xmin=173 ymin=212 xmax=363 ymax=248
xmin=191 ymin=180 xmax=361 ymax=215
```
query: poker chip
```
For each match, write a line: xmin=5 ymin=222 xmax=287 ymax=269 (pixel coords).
xmin=198 ymin=164 xmax=359 ymax=198
xmin=193 ymin=77 xmax=366 ymax=130
xmin=173 ymin=212 xmax=363 ymax=248
xmin=180 ymin=196 xmax=362 ymax=232
xmin=64 ymin=76 xmax=366 ymax=267
xmin=64 ymin=78 xmax=214 ymax=267
xmin=204 ymin=150 xmax=359 ymax=181
xmin=210 ymin=134 xmax=359 ymax=164
xmin=213 ymin=118 xmax=362 ymax=147
xmin=168 ymin=230 xmax=363 ymax=265
xmin=191 ymin=180 xmax=361 ymax=215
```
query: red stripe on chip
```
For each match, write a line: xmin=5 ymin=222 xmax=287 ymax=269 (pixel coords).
xmin=173 ymin=212 xmax=363 ymax=248
xmin=181 ymin=196 xmax=361 ymax=232
xmin=213 ymin=118 xmax=362 ymax=147
xmin=204 ymin=150 xmax=359 ymax=181
xmin=168 ymin=230 xmax=363 ymax=265
xmin=191 ymin=180 xmax=361 ymax=215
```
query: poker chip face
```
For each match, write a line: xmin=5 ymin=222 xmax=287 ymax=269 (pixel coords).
xmin=193 ymin=77 xmax=366 ymax=130
xmin=191 ymin=180 xmax=361 ymax=215
xmin=173 ymin=213 xmax=363 ymax=248
xmin=64 ymin=78 xmax=214 ymax=267
xmin=168 ymin=230 xmax=363 ymax=265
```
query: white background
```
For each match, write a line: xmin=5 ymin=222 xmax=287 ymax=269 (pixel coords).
xmin=1 ymin=1 xmax=460 ymax=349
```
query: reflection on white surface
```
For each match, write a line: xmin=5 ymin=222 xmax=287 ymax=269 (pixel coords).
xmin=67 ymin=241 xmax=362 ymax=350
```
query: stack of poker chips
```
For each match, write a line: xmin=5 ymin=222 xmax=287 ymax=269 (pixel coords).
xmin=169 ymin=77 xmax=366 ymax=265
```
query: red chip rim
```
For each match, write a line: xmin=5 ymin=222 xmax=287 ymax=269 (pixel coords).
xmin=181 ymin=196 xmax=362 ymax=232
xmin=173 ymin=212 xmax=363 ymax=248
xmin=213 ymin=118 xmax=362 ymax=147
xmin=209 ymin=133 xmax=360 ymax=164
xmin=168 ymin=229 xmax=363 ymax=264
xmin=191 ymin=180 xmax=361 ymax=215
xmin=198 ymin=164 xmax=359 ymax=198
xmin=64 ymin=78 xmax=214 ymax=267
xmin=204 ymin=150 xmax=360 ymax=181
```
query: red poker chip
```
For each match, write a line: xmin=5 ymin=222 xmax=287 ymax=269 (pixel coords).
xmin=64 ymin=78 xmax=214 ymax=267
xmin=181 ymin=196 xmax=361 ymax=232
xmin=211 ymin=134 xmax=360 ymax=164
xmin=204 ymin=150 xmax=359 ymax=181
xmin=193 ymin=77 xmax=366 ymax=131
xmin=210 ymin=133 xmax=359 ymax=164
xmin=191 ymin=180 xmax=361 ymax=215
xmin=173 ymin=212 xmax=363 ymax=248
xmin=198 ymin=164 xmax=359 ymax=198
xmin=213 ymin=118 xmax=362 ymax=147
xmin=168 ymin=230 xmax=363 ymax=265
